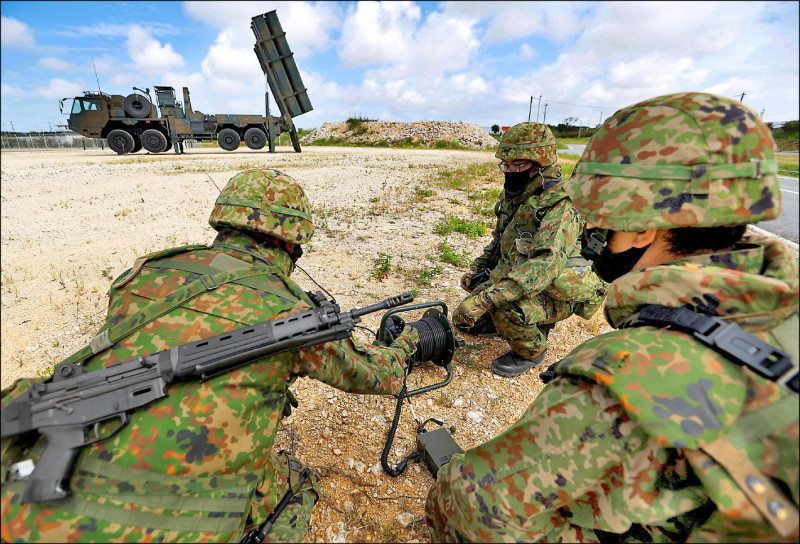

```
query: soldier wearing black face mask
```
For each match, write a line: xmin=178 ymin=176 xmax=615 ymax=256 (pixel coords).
xmin=452 ymin=122 xmax=607 ymax=377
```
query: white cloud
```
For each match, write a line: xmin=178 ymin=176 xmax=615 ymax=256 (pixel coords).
xmin=1 ymin=16 xmax=36 ymax=49
xmin=35 ymin=78 xmax=86 ymax=100
xmin=1 ymin=82 xmax=25 ymax=97
xmin=338 ymin=2 xmax=420 ymax=67
xmin=443 ymin=1 xmax=586 ymax=43
xmin=126 ymin=25 xmax=185 ymax=75
xmin=37 ymin=57 xmax=82 ymax=72
xmin=184 ymin=1 xmax=339 ymax=58
xmin=519 ymin=43 xmax=536 ymax=60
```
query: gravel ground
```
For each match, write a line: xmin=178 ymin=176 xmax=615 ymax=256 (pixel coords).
xmin=0 ymin=145 xmax=612 ymax=542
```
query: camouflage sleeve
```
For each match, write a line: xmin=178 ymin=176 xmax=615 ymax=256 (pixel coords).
xmin=293 ymin=326 xmax=419 ymax=395
xmin=484 ymin=199 xmax=581 ymax=305
xmin=425 ymin=376 xmax=651 ymax=542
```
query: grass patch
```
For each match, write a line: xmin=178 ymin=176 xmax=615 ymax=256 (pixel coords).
xmin=434 ymin=215 xmax=487 ymax=238
xmin=776 ymin=153 xmax=799 ymax=176
xmin=412 ymin=265 xmax=443 ymax=286
xmin=411 ymin=186 xmax=436 ymax=203
xmin=774 ymin=132 xmax=799 ymax=152
xmin=438 ymin=238 xmax=472 ymax=267
xmin=432 ymin=162 xmax=499 ymax=191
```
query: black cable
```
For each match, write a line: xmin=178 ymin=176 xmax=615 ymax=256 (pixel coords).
xmin=294 ymin=263 xmax=336 ymax=304
xmin=409 ymin=317 xmax=449 ymax=363
xmin=380 ymin=379 xmax=422 ymax=477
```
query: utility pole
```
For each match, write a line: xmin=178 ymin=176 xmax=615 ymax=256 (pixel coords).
xmin=536 ymin=95 xmax=542 ymax=122
xmin=598 ymin=111 xmax=603 ymax=128
xmin=760 ymin=109 xmax=765 ymax=120
xmin=543 ymin=103 xmax=548 ymax=125
xmin=528 ymin=96 xmax=533 ymax=122
xmin=578 ymin=120 xmax=583 ymax=139
xmin=10 ymin=121 xmax=16 ymax=133
xmin=739 ymin=91 xmax=746 ymax=103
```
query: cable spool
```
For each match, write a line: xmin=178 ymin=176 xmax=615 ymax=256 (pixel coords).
xmin=408 ymin=316 xmax=449 ymax=363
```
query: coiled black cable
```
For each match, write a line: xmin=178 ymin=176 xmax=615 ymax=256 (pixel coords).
xmin=409 ymin=317 xmax=449 ymax=364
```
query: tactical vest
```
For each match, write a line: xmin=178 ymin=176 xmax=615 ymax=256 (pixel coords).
xmin=1 ymin=244 xmax=313 ymax=542
xmin=498 ymin=185 xmax=600 ymax=303
xmin=545 ymin=312 xmax=799 ymax=541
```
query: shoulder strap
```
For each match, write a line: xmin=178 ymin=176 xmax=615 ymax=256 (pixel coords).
xmin=622 ymin=305 xmax=798 ymax=397
xmin=63 ymin=263 xmax=278 ymax=365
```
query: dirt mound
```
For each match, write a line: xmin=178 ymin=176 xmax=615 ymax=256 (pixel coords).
xmin=301 ymin=121 xmax=499 ymax=150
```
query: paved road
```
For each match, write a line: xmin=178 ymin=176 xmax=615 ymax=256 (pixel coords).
xmin=759 ymin=175 xmax=799 ymax=243
xmin=558 ymin=145 xmax=798 ymax=242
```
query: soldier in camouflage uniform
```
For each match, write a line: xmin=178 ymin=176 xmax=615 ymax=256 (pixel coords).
xmin=426 ymin=93 xmax=799 ymax=541
xmin=0 ymin=169 xmax=420 ymax=543
xmin=453 ymin=122 xmax=606 ymax=377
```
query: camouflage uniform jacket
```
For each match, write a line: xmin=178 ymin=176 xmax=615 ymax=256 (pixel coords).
xmin=426 ymin=235 xmax=799 ymax=542
xmin=1 ymin=230 xmax=419 ymax=543
xmin=472 ymin=165 xmax=601 ymax=306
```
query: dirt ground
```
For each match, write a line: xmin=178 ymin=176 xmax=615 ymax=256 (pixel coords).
xmin=0 ymin=145 xmax=612 ymax=542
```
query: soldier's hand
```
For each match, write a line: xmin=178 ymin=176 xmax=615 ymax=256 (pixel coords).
xmin=384 ymin=315 xmax=406 ymax=342
xmin=452 ymin=291 xmax=494 ymax=328
xmin=283 ymin=389 xmax=299 ymax=418
xmin=460 ymin=270 xmax=480 ymax=292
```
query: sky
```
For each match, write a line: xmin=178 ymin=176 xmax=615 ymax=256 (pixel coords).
xmin=1 ymin=1 xmax=798 ymax=133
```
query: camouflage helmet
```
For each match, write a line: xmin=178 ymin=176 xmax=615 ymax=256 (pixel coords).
xmin=495 ymin=122 xmax=559 ymax=167
xmin=566 ymin=92 xmax=781 ymax=231
xmin=209 ymin=168 xmax=314 ymax=244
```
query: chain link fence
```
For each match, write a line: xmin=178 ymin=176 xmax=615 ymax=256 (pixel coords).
xmin=1 ymin=133 xmax=203 ymax=152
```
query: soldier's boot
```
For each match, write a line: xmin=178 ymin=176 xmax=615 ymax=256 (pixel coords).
xmin=490 ymin=324 xmax=553 ymax=377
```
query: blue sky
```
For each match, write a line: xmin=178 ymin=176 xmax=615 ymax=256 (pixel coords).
xmin=2 ymin=1 xmax=798 ymax=132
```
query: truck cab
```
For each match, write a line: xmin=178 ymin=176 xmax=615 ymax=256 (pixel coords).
xmin=61 ymin=92 xmax=111 ymax=138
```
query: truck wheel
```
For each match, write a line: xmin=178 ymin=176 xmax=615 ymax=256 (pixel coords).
xmin=218 ymin=128 xmax=240 ymax=151
xmin=290 ymin=126 xmax=301 ymax=153
xmin=124 ymin=93 xmax=151 ymax=118
xmin=244 ymin=127 xmax=267 ymax=150
xmin=141 ymin=129 xmax=168 ymax=153
xmin=107 ymin=129 xmax=135 ymax=154
xmin=131 ymin=134 xmax=142 ymax=153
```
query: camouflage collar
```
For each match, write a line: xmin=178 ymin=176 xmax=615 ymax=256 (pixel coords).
xmin=211 ymin=230 xmax=294 ymax=276
xmin=604 ymin=236 xmax=800 ymax=328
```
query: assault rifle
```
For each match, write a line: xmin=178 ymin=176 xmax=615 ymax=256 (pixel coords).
xmin=468 ymin=268 xmax=491 ymax=290
xmin=1 ymin=291 xmax=414 ymax=504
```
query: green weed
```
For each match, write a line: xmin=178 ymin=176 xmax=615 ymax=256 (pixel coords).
xmin=434 ymin=216 xmax=487 ymax=238
xmin=373 ymin=252 xmax=392 ymax=280
xmin=438 ymin=239 xmax=471 ymax=267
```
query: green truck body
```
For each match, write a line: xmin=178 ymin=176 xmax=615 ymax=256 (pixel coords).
xmin=60 ymin=10 xmax=311 ymax=155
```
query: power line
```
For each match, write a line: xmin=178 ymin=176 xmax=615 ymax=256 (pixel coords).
xmin=543 ymin=98 xmax=622 ymax=110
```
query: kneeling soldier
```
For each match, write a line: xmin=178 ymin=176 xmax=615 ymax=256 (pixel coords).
xmin=1 ymin=169 xmax=420 ymax=543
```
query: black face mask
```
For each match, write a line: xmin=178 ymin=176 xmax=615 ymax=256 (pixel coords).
xmin=581 ymin=227 xmax=650 ymax=283
xmin=503 ymin=170 xmax=532 ymax=195
xmin=290 ymin=244 xmax=303 ymax=263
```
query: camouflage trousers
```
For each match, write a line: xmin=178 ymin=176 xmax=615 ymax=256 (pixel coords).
xmin=458 ymin=279 xmax=605 ymax=360
xmin=0 ymin=450 xmax=318 ymax=543
xmin=456 ymin=292 xmax=573 ymax=359
xmin=247 ymin=452 xmax=319 ymax=543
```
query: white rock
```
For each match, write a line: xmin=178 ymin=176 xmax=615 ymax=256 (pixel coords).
xmin=414 ymin=465 xmax=421 ymax=473
xmin=369 ymin=462 xmax=382 ymax=476
xmin=396 ymin=512 xmax=415 ymax=528
xmin=355 ymin=461 xmax=367 ymax=474
xmin=325 ymin=521 xmax=347 ymax=543
xmin=333 ymin=448 xmax=342 ymax=456
xmin=346 ymin=458 xmax=355 ymax=469
xmin=487 ymin=393 xmax=497 ymax=399
xmin=466 ymin=411 xmax=483 ymax=423
xmin=452 ymin=398 xmax=464 ymax=407
xmin=376 ymin=478 xmax=383 ymax=486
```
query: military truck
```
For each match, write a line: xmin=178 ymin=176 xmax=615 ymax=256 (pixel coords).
xmin=59 ymin=10 xmax=312 ymax=155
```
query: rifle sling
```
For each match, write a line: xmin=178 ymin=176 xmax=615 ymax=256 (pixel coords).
xmin=63 ymin=260 xmax=281 ymax=366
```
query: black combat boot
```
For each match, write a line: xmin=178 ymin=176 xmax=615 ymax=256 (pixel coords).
xmin=490 ymin=349 xmax=548 ymax=377
xmin=490 ymin=324 xmax=553 ymax=377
